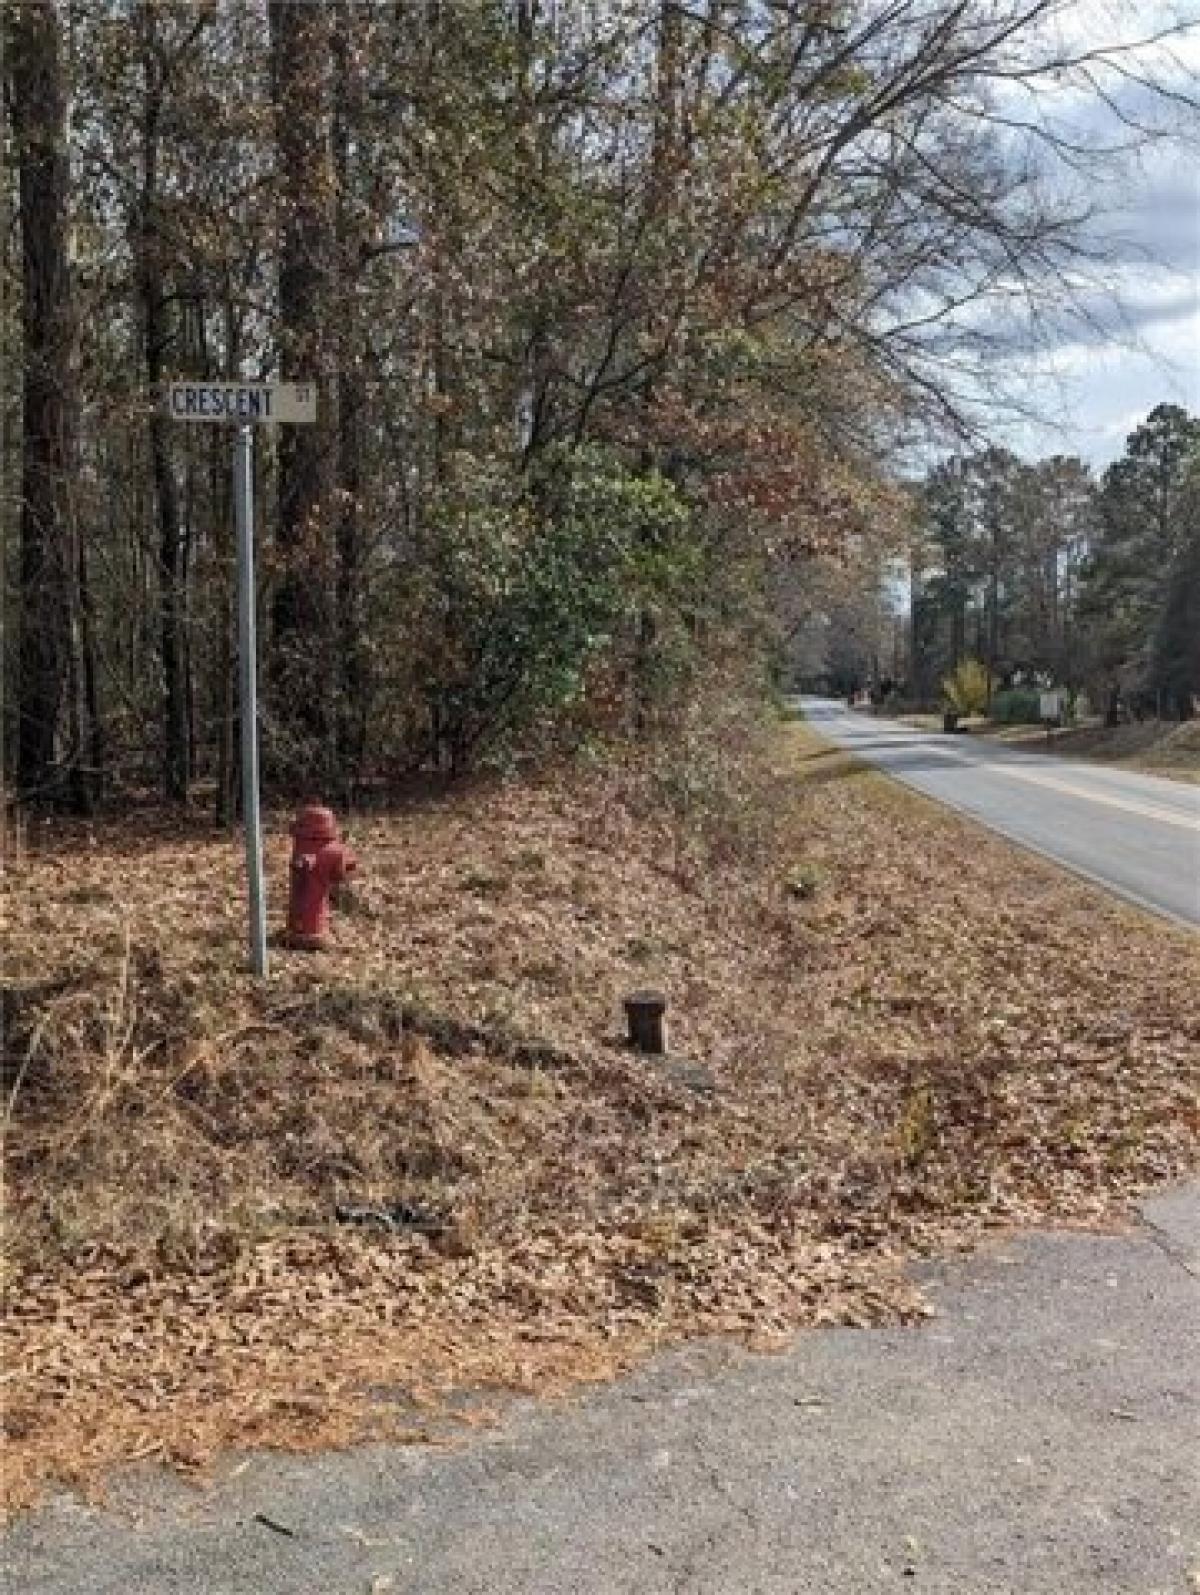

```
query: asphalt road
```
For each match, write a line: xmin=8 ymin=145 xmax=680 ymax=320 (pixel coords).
xmin=799 ymin=698 xmax=1200 ymax=928
xmin=5 ymin=1188 xmax=1198 ymax=1594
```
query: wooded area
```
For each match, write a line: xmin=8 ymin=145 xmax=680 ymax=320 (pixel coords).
xmin=906 ymin=406 xmax=1200 ymax=718
xmin=4 ymin=0 xmax=1197 ymax=810
xmin=4 ymin=2 xmax=1200 ymax=1529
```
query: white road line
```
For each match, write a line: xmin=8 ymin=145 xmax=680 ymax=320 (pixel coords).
xmin=828 ymin=720 xmax=1200 ymax=834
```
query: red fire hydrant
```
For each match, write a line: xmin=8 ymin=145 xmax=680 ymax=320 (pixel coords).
xmin=286 ymin=804 xmax=356 ymax=950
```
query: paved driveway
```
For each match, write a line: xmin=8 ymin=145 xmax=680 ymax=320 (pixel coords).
xmin=6 ymin=1189 xmax=1198 ymax=1595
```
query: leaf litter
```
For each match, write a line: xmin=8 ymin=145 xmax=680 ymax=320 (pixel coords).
xmin=1 ymin=722 xmax=1196 ymax=1512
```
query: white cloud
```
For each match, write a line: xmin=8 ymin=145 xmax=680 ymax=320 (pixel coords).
xmin=987 ymin=2 xmax=1200 ymax=464
xmin=1003 ymin=304 xmax=1199 ymax=463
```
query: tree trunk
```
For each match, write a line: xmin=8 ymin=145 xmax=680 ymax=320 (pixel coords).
xmin=77 ymin=531 xmax=103 ymax=799
xmin=332 ymin=8 xmax=368 ymax=785
xmin=152 ymin=410 xmax=188 ymax=801
xmin=269 ymin=0 xmax=339 ymax=782
xmin=950 ymin=600 xmax=965 ymax=672
xmin=136 ymin=5 xmax=188 ymax=803
xmin=514 ymin=0 xmax=550 ymax=460
xmin=9 ymin=2 xmax=93 ymax=808
xmin=630 ymin=1 xmax=684 ymax=735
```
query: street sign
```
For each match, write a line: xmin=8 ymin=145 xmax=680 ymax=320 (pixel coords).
xmin=167 ymin=377 xmax=318 ymax=976
xmin=165 ymin=380 xmax=316 ymax=425
xmin=1040 ymin=690 xmax=1064 ymax=723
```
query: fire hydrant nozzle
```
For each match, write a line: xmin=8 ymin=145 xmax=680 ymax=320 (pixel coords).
xmin=285 ymin=804 xmax=356 ymax=950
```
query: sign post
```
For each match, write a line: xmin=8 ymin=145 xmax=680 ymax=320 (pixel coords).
xmin=167 ymin=381 xmax=317 ymax=977
xmin=232 ymin=424 xmax=267 ymax=976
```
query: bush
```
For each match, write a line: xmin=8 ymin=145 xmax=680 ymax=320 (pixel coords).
xmin=942 ymin=657 xmax=990 ymax=717
xmin=991 ymin=688 xmax=1042 ymax=724
xmin=418 ymin=446 xmax=694 ymax=771
xmin=619 ymin=675 xmax=786 ymax=881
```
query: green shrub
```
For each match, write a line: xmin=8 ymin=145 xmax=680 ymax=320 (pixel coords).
xmin=419 ymin=445 xmax=694 ymax=771
xmin=991 ymin=688 xmax=1042 ymax=724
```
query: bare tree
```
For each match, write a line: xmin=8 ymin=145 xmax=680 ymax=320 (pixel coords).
xmin=7 ymin=0 xmax=96 ymax=808
xmin=134 ymin=2 xmax=211 ymax=804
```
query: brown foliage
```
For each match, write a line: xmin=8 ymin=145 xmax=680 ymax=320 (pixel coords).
xmin=2 ymin=721 xmax=1197 ymax=1509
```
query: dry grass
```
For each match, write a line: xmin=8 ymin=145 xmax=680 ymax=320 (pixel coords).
xmin=986 ymin=717 xmax=1200 ymax=783
xmin=2 ymin=716 xmax=1197 ymax=1511
xmin=891 ymin=710 xmax=1200 ymax=784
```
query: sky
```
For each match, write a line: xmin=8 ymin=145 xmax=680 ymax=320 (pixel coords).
xmin=1002 ymin=1 xmax=1200 ymax=469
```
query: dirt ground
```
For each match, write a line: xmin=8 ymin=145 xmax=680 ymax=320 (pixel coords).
xmin=2 ymin=719 xmax=1197 ymax=1512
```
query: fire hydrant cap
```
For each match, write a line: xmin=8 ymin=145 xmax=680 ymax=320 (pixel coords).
xmin=291 ymin=804 xmax=340 ymax=845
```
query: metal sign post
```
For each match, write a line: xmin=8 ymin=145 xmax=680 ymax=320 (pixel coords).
xmin=233 ymin=424 xmax=267 ymax=976
xmin=167 ymin=380 xmax=317 ymax=978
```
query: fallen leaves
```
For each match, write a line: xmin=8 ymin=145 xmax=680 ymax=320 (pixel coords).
xmin=1 ymin=721 xmax=1197 ymax=1511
